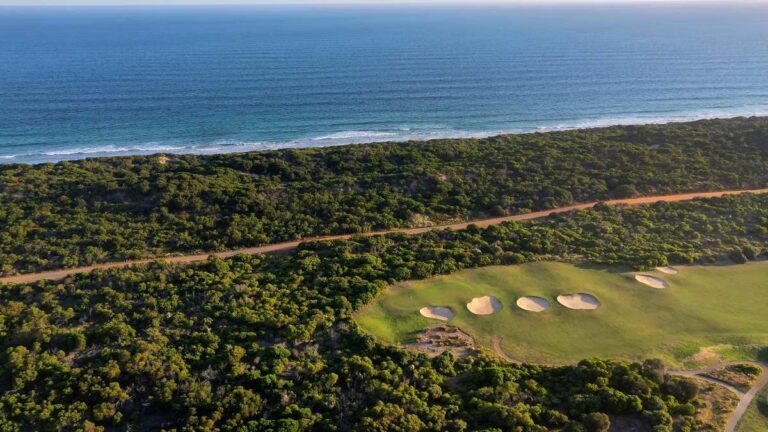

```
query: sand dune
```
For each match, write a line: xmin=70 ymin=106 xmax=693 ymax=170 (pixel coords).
xmin=635 ymin=274 xmax=669 ymax=289
xmin=556 ymin=293 xmax=600 ymax=310
xmin=466 ymin=296 xmax=503 ymax=315
xmin=656 ymin=266 xmax=679 ymax=275
xmin=419 ymin=306 xmax=455 ymax=321
xmin=516 ymin=296 xmax=550 ymax=312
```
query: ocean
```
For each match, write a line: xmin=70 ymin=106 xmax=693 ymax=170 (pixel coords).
xmin=1 ymin=4 xmax=767 ymax=163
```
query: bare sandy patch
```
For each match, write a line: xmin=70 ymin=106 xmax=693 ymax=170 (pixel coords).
xmin=466 ymin=295 xmax=503 ymax=315
xmin=405 ymin=324 xmax=475 ymax=358
xmin=656 ymin=266 xmax=679 ymax=275
xmin=635 ymin=274 xmax=669 ymax=289
xmin=687 ymin=345 xmax=730 ymax=366
xmin=419 ymin=306 xmax=455 ymax=321
xmin=516 ymin=296 xmax=550 ymax=312
xmin=556 ymin=293 xmax=600 ymax=310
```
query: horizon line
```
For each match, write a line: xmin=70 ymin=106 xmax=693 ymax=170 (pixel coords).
xmin=1 ymin=0 xmax=766 ymax=7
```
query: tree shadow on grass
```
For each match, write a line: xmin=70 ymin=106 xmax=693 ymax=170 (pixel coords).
xmin=757 ymin=394 xmax=768 ymax=418
xmin=571 ymin=261 xmax=636 ymax=274
xmin=757 ymin=346 xmax=768 ymax=363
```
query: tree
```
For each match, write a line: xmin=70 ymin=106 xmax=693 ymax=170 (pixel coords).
xmin=663 ymin=378 xmax=699 ymax=403
xmin=642 ymin=359 xmax=665 ymax=384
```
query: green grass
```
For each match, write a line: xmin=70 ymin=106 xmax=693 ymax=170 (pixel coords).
xmin=356 ymin=261 xmax=768 ymax=365
xmin=737 ymin=384 xmax=768 ymax=432
xmin=716 ymin=345 xmax=768 ymax=363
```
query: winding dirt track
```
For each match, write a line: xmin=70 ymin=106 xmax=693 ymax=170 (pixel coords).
xmin=491 ymin=341 xmax=768 ymax=432
xmin=670 ymin=361 xmax=768 ymax=432
xmin=2 ymin=188 xmax=768 ymax=285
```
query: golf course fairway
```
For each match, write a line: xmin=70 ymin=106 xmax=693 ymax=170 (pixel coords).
xmin=356 ymin=261 xmax=768 ymax=365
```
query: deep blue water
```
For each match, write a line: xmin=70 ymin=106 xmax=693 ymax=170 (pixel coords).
xmin=1 ymin=4 xmax=768 ymax=163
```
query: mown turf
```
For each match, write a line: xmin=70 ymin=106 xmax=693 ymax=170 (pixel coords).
xmin=737 ymin=384 xmax=768 ymax=432
xmin=356 ymin=261 xmax=768 ymax=365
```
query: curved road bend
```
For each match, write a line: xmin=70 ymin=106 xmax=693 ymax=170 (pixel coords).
xmin=2 ymin=188 xmax=768 ymax=285
xmin=670 ymin=361 xmax=768 ymax=432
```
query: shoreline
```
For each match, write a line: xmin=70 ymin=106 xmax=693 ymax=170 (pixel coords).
xmin=3 ymin=112 xmax=768 ymax=165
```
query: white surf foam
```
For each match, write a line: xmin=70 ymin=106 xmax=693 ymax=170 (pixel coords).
xmin=533 ymin=105 xmax=768 ymax=134
xmin=5 ymin=105 xmax=768 ymax=164
xmin=311 ymin=131 xmax=398 ymax=141
xmin=42 ymin=144 xmax=187 ymax=157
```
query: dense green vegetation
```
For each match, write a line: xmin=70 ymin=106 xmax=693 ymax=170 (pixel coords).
xmin=3 ymin=192 xmax=768 ymax=431
xmin=2 ymin=117 xmax=768 ymax=430
xmin=358 ymin=261 xmax=768 ymax=364
xmin=3 ymin=116 xmax=768 ymax=275
xmin=0 ymin=256 xmax=707 ymax=432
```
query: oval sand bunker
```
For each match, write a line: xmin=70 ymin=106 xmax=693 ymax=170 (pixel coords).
xmin=419 ymin=306 xmax=455 ymax=321
xmin=635 ymin=274 xmax=669 ymax=289
xmin=655 ymin=266 xmax=679 ymax=275
xmin=556 ymin=293 xmax=600 ymax=310
xmin=466 ymin=296 xmax=503 ymax=315
xmin=516 ymin=296 xmax=550 ymax=312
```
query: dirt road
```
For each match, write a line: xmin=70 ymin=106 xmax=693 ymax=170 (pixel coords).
xmin=2 ymin=188 xmax=767 ymax=285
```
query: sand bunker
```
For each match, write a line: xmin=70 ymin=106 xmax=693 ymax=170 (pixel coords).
xmin=516 ymin=296 xmax=550 ymax=312
xmin=635 ymin=274 xmax=669 ymax=289
xmin=655 ymin=266 xmax=679 ymax=275
xmin=466 ymin=296 xmax=503 ymax=315
xmin=556 ymin=293 xmax=600 ymax=310
xmin=419 ymin=306 xmax=455 ymax=321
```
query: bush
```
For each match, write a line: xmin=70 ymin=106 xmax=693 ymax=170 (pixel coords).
xmin=742 ymin=246 xmax=760 ymax=261
xmin=643 ymin=409 xmax=673 ymax=431
xmin=563 ymin=422 xmax=586 ymax=432
xmin=642 ymin=359 xmax=665 ymax=384
xmin=730 ymin=249 xmax=748 ymax=264
xmin=583 ymin=412 xmax=611 ymax=432
xmin=672 ymin=403 xmax=696 ymax=416
xmin=729 ymin=364 xmax=762 ymax=376
xmin=663 ymin=378 xmax=699 ymax=403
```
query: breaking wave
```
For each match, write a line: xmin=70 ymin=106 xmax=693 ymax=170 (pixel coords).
xmin=4 ymin=106 xmax=768 ymax=164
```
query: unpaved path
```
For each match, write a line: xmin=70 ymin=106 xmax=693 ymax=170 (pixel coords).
xmin=488 ymin=347 xmax=768 ymax=432
xmin=2 ymin=188 xmax=768 ymax=285
xmin=491 ymin=337 xmax=524 ymax=363
xmin=670 ymin=361 xmax=768 ymax=432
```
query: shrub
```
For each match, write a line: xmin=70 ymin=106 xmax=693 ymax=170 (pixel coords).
xmin=583 ymin=412 xmax=611 ymax=432
xmin=663 ymin=378 xmax=699 ymax=403
xmin=730 ymin=249 xmax=748 ymax=264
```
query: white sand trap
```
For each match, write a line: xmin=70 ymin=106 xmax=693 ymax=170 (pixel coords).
xmin=516 ymin=296 xmax=550 ymax=312
xmin=635 ymin=274 xmax=669 ymax=289
xmin=655 ymin=266 xmax=679 ymax=275
xmin=556 ymin=293 xmax=600 ymax=310
xmin=419 ymin=306 xmax=455 ymax=322
xmin=466 ymin=296 xmax=503 ymax=315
